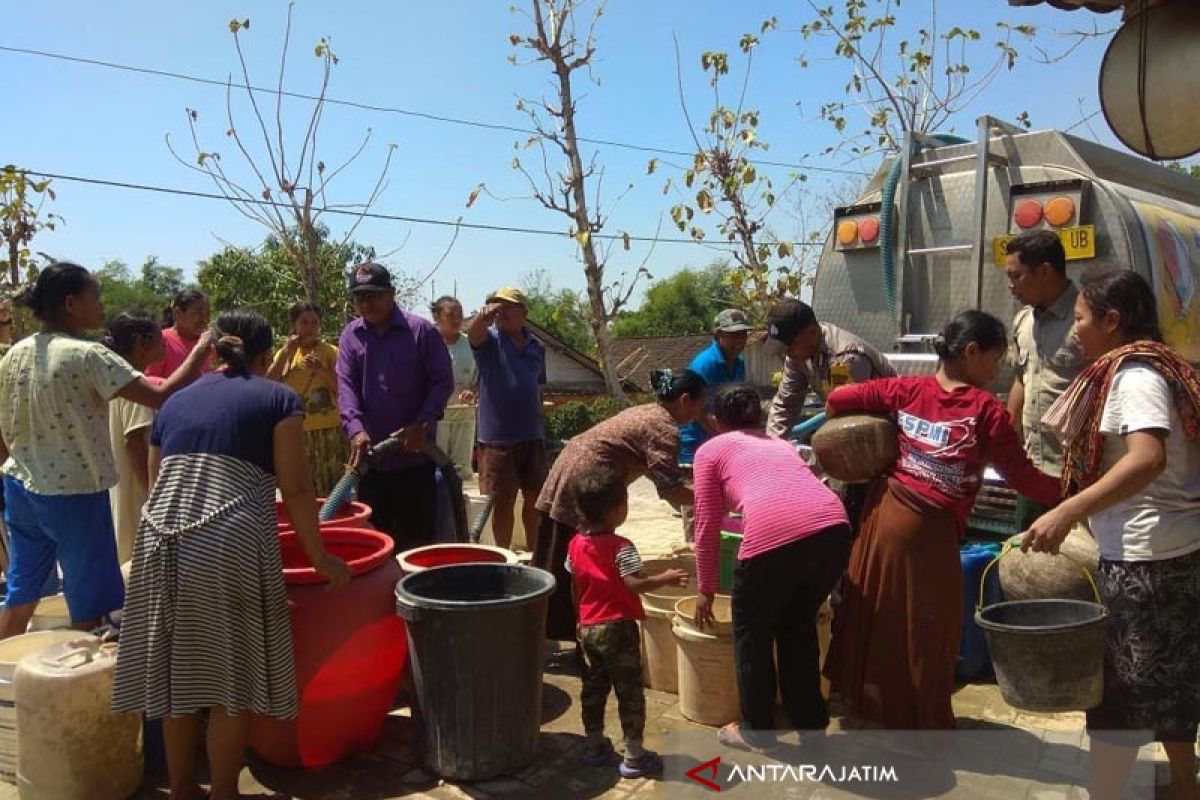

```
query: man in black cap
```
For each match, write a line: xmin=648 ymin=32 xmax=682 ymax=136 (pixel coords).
xmin=336 ymin=262 xmax=454 ymax=552
xmin=763 ymin=299 xmax=895 ymax=438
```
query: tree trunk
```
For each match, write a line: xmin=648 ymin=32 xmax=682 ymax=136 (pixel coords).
xmin=7 ymin=238 xmax=23 ymax=339
xmin=302 ymin=223 xmax=321 ymax=305
xmin=553 ymin=43 xmax=628 ymax=403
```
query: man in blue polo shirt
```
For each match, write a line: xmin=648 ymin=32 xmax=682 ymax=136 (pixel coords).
xmin=678 ymin=308 xmax=749 ymax=541
xmin=679 ymin=308 xmax=750 ymax=463
xmin=468 ymin=287 xmax=547 ymax=552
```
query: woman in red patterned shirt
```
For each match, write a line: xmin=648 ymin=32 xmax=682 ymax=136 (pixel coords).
xmin=823 ymin=310 xmax=1060 ymax=730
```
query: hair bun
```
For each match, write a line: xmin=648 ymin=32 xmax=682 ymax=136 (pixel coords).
xmin=650 ymin=368 xmax=674 ymax=398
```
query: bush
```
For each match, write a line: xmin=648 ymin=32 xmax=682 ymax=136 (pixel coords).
xmin=546 ymin=396 xmax=626 ymax=443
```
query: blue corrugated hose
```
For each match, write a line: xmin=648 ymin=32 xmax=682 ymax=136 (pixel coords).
xmin=878 ymin=132 xmax=972 ymax=315
xmin=789 ymin=412 xmax=827 ymax=441
xmin=317 ymin=436 xmax=406 ymax=521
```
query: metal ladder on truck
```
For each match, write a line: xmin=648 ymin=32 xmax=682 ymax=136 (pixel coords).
xmin=891 ymin=115 xmax=1029 ymax=538
xmin=892 ymin=115 xmax=1027 ymax=354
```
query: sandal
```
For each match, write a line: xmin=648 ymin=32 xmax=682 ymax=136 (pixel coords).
xmin=618 ymin=750 xmax=664 ymax=779
xmin=581 ymin=737 xmax=621 ymax=767
xmin=717 ymin=722 xmax=777 ymax=755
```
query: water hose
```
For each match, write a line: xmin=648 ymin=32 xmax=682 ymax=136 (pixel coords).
xmin=789 ymin=412 xmax=827 ymax=442
xmin=319 ymin=436 xmax=405 ymax=521
xmin=878 ymin=132 xmax=972 ymax=316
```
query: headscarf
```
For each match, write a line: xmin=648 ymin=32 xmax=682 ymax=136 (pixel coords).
xmin=1042 ymin=340 xmax=1200 ymax=493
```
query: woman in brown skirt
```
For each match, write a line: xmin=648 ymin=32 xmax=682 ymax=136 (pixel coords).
xmin=823 ymin=311 xmax=1061 ymax=729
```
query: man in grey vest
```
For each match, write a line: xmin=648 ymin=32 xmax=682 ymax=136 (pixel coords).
xmin=762 ymin=299 xmax=896 ymax=533
xmin=1004 ymin=230 xmax=1088 ymax=529
xmin=763 ymin=299 xmax=896 ymax=438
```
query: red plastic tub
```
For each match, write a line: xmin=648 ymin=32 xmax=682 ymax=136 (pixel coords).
xmin=249 ymin=527 xmax=407 ymax=768
xmin=396 ymin=543 xmax=518 ymax=575
xmin=276 ymin=499 xmax=373 ymax=532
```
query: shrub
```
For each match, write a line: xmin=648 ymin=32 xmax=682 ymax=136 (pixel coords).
xmin=546 ymin=396 xmax=627 ymax=443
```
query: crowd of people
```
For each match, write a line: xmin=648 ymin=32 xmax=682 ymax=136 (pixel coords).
xmin=0 ymin=258 xmax=555 ymax=799
xmin=0 ymin=226 xmax=1196 ymax=796
xmin=561 ymin=230 xmax=1200 ymax=799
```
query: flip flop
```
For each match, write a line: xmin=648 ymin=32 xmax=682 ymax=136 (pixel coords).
xmin=717 ymin=722 xmax=777 ymax=755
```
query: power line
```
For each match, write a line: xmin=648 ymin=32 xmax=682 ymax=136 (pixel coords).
xmin=0 ymin=43 xmax=871 ymax=177
xmin=24 ymin=168 xmax=826 ymax=247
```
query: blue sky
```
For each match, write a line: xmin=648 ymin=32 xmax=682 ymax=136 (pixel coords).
xmin=1 ymin=1 xmax=1132 ymax=312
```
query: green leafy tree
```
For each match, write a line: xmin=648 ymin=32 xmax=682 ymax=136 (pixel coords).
xmin=197 ymin=226 xmax=379 ymax=340
xmin=798 ymin=0 xmax=1037 ymax=158
xmin=0 ymin=166 xmax=61 ymax=336
xmin=520 ymin=269 xmax=594 ymax=354
xmin=664 ymin=22 xmax=803 ymax=324
xmin=96 ymin=256 xmax=185 ymax=317
xmin=613 ymin=261 xmax=735 ymax=338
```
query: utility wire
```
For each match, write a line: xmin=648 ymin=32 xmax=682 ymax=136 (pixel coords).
xmin=24 ymin=168 xmax=826 ymax=247
xmin=0 ymin=43 xmax=871 ymax=177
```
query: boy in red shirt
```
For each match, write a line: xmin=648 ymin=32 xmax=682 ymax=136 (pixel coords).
xmin=565 ymin=465 xmax=688 ymax=778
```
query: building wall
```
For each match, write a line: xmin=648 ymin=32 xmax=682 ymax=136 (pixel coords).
xmin=546 ymin=350 xmax=601 ymax=386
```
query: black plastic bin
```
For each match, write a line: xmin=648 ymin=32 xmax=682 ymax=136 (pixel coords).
xmin=395 ymin=563 xmax=556 ymax=781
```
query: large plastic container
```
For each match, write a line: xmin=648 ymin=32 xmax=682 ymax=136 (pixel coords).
xmin=639 ymin=558 xmax=694 ymax=694
xmin=672 ymin=595 xmax=739 ymax=727
xmin=249 ymin=527 xmax=407 ymax=768
xmin=977 ymin=598 xmax=1106 ymax=712
xmin=395 ymin=564 xmax=555 ymax=781
xmin=397 ymin=543 xmax=518 ymax=575
xmin=15 ymin=637 xmax=142 ymax=799
xmin=0 ymin=631 xmax=83 ymax=783
xmin=718 ymin=532 xmax=742 ymax=594
xmin=26 ymin=595 xmax=71 ymax=632
xmin=276 ymin=499 xmax=373 ymax=533
xmin=958 ymin=543 xmax=1003 ymax=681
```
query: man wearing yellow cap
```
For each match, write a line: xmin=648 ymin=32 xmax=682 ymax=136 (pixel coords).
xmin=467 ymin=287 xmax=548 ymax=551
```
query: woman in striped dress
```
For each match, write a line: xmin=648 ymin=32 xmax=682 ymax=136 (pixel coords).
xmin=113 ymin=310 xmax=350 ymax=800
xmin=691 ymin=383 xmax=851 ymax=753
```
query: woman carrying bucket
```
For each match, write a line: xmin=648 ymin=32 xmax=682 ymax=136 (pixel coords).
xmin=691 ymin=383 xmax=851 ymax=753
xmin=823 ymin=310 xmax=1061 ymax=730
xmin=534 ymin=369 xmax=706 ymax=652
xmin=1022 ymin=269 xmax=1200 ymax=800
xmin=112 ymin=310 xmax=350 ymax=800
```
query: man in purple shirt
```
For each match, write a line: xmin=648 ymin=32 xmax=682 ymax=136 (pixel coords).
xmin=337 ymin=262 xmax=453 ymax=552
xmin=467 ymin=287 xmax=547 ymax=552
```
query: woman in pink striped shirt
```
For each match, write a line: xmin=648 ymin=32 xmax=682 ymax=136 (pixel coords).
xmin=692 ymin=384 xmax=851 ymax=753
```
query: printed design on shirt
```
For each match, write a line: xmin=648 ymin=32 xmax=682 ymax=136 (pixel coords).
xmin=896 ymin=411 xmax=981 ymax=499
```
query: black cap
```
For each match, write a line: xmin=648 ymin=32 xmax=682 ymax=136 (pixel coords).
xmin=762 ymin=299 xmax=817 ymax=356
xmin=349 ymin=262 xmax=394 ymax=295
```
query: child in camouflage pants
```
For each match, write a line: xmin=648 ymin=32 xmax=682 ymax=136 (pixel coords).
xmin=565 ymin=465 xmax=689 ymax=778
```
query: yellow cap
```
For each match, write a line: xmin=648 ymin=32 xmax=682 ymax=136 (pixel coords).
xmin=486 ymin=287 xmax=528 ymax=308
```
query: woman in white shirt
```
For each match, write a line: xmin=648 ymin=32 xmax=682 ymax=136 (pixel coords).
xmin=1023 ymin=268 xmax=1200 ymax=800
xmin=431 ymin=296 xmax=477 ymax=479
